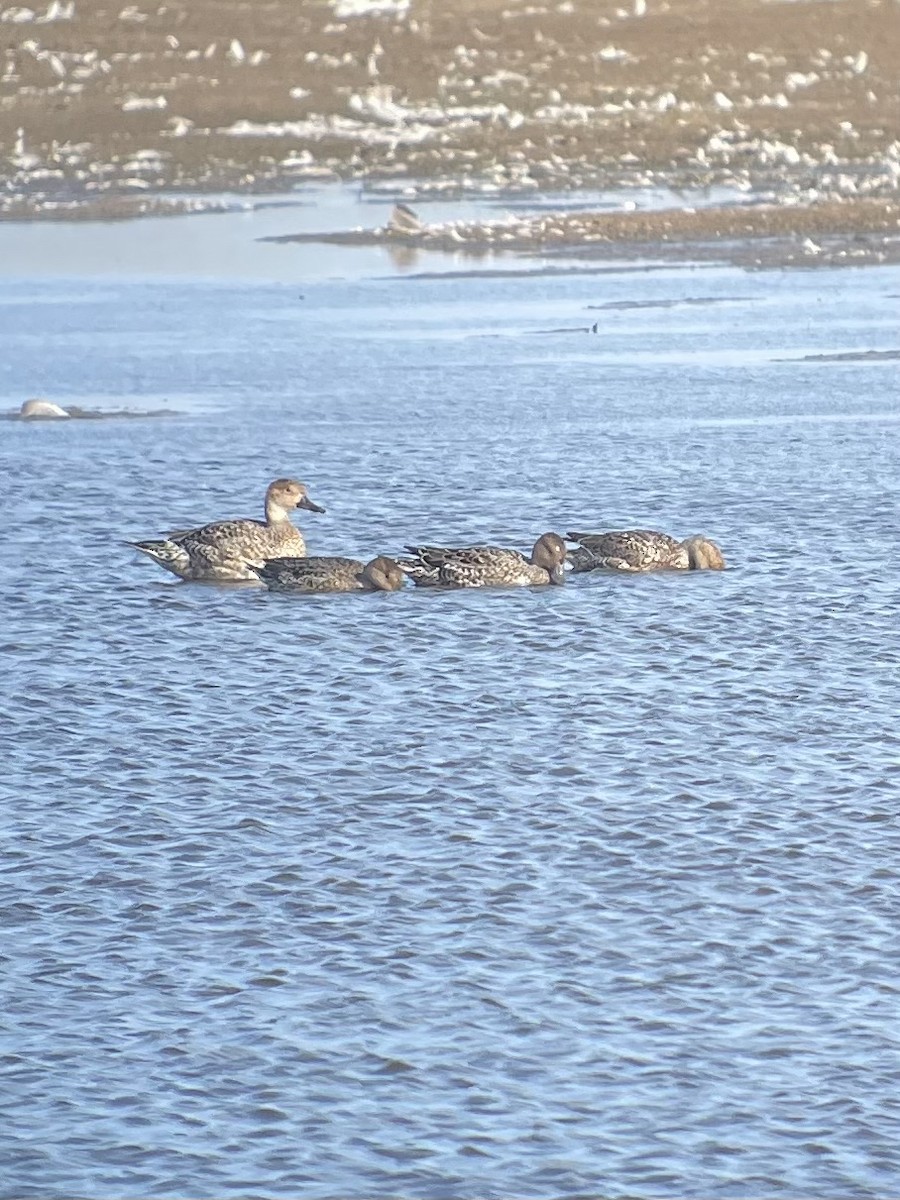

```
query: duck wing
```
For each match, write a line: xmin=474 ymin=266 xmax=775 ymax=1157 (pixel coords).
xmin=172 ymin=517 xmax=262 ymax=547
xmin=404 ymin=545 xmax=535 ymax=587
xmin=254 ymin=556 xmax=364 ymax=592
xmin=405 ymin=544 xmax=526 ymax=569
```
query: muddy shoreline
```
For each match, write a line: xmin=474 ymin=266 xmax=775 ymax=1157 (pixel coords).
xmin=3 ymin=0 xmax=899 ymax=267
xmin=3 ymin=1 xmax=899 ymax=214
xmin=264 ymin=195 xmax=900 ymax=270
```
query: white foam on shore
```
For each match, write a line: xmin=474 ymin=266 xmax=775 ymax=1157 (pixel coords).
xmin=330 ymin=0 xmax=409 ymax=18
xmin=216 ymin=94 xmax=512 ymax=146
xmin=122 ymin=94 xmax=167 ymax=112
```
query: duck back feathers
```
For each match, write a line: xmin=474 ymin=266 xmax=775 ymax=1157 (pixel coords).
xmin=251 ymin=555 xmax=405 ymax=593
xmin=400 ymin=532 xmax=566 ymax=588
xmin=566 ymin=529 xmax=724 ymax=572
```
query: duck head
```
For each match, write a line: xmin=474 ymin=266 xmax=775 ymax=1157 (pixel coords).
xmin=531 ymin=532 xmax=567 ymax=584
xmin=266 ymin=478 xmax=326 ymax=517
xmin=363 ymin=555 xmax=406 ymax=592
xmin=682 ymin=535 xmax=725 ymax=570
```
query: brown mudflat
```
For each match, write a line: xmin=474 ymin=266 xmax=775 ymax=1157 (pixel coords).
xmin=2 ymin=0 xmax=899 ymax=258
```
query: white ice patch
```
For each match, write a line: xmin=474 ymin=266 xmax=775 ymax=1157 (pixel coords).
xmin=704 ymin=131 xmax=806 ymax=167
xmin=280 ymin=149 xmax=314 ymax=166
xmin=37 ymin=0 xmax=72 ymax=19
xmin=10 ymin=126 xmax=41 ymax=168
xmin=480 ymin=70 xmax=529 ymax=88
xmin=596 ymin=46 xmax=631 ymax=62
xmin=216 ymin=102 xmax=506 ymax=146
xmin=2 ymin=0 xmax=71 ymax=19
xmin=845 ymin=50 xmax=867 ymax=76
xmin=348 ymin=85 xmax=508 ymax=126
xmin=331 ymin=0 xmax=409 ymax=17
xmin=121 ymin=94 xmax=167 ymax=111
xmin=122 ymin=148 xmax=168 ymax=172
xmin=163 ymin=115 xmax=193 ymax=137
xmin=784 ymin=71 xmax=819 ymax=91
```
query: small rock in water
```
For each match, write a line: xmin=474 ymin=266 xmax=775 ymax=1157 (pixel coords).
xmin=20 ymin=397 xmax=70 ymax=419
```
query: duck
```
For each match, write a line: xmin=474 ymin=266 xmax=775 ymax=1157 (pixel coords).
xmin=130 ymin=478 xmax=325 ymax=582
xmin=399 ymin=532 xmax=567 ymax=588
xmin=566 ymin=529 xmax=725 ymax=572
xmin=250 ymin=554 xmax=406 ymax=594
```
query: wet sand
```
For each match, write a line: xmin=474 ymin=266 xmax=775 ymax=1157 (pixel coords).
xmin=2 ymin=0 xmax=898 ymax=264
xmin=3 ymin=1 xmax=898 ymax=204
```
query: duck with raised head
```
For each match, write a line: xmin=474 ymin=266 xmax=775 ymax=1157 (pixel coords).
xmin=399 ymin=532 xmax=567 ymax=588
xmin=130 ymin=478 xmax=325 ymax=582
xmin=566 ymin=529 xmax=725 ymax=573
xmin=250 ymin=554 xmax=406 ymax=594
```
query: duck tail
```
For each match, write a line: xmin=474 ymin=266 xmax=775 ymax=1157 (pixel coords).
xmin=128 ymin=539 xmax=191 ymax=576
xmin=129 ymin=539 xmax=172 ymax=561
xmin=396 ymin=558 xmax=441 ymax=586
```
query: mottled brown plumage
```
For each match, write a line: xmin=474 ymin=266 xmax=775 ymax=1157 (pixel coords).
xmin=399 ymin=532 xmax=567 ymax=588
xmin=251 ymin=554 xmax=406 ymax=594
xmin=567 ymin=530 xmax=725 ymax=573
xmin=131 ymin=478 xmax=325 ymax=582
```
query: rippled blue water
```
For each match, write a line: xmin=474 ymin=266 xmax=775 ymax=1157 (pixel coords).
xmin=2 ymin=217 xmax=900 ymax=1198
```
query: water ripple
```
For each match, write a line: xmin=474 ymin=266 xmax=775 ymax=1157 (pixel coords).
xmin=2 ymin=262 xmax=900 ymax=1198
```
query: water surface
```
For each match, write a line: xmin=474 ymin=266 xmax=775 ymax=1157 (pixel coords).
xmin=2 ymin=219 xmax=900 ymax=1198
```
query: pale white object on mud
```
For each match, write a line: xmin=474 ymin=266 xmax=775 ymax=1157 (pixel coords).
xmin=20 ymin=397 xmax=70 ymax=418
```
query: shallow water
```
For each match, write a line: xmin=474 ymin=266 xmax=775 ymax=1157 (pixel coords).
xmin=2 ymin=212 xmax=900 ymax=1198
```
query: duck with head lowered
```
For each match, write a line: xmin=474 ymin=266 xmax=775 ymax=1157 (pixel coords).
xmin=249 ymin=554 xmax=406 ymax=594
xmin=398 ymin=532 xmax=567 ymax=588
xmin=566 ymin=529 xmax=725 ymax=573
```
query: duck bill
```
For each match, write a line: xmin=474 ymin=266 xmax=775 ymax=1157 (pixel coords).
xmin=299 ymin=496 xmax=326 ymax=513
